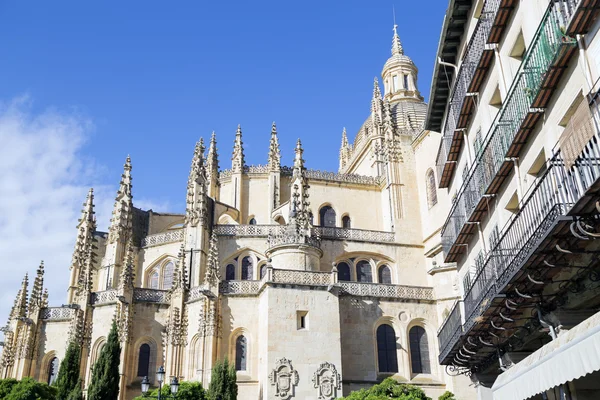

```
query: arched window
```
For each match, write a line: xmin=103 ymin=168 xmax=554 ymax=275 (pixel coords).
xmin=409 ymin=326 xmax=431 ymax=374
xmin=149 ymin=271 xmax=159 ymax=289
xmin=235 ymin=335 xmax=247 ymax=371
xmin=137 ymin=344 xmax=151 ymax=377
xmin=241 ymin=257 xmax=253 ymax=280
xmin=342 ymin=215 xmax=351 ymax=229
xmin=376 ymin=324 xmax=398 ymax=373
xmin=225 ymin=264 xmax=235 ymax=281
xmin=337 ymin=262 xmax=351 ymax=281
xmin=378 ymin=265 xmax=392 ymax=284
xmin=260 ymin=265 xmax=266 ymax=279
xmin=249 ymin=218 xmax=257 ymax=225
xmin=47 ymin=357 xmax=59 ymax=385
xmin=426 ymin=169 xmax=438 ymax=208
xmin=319 ymin=206 xmax=336 ymax=227
xmin=356 ymin=260 xmax=372 ymax=283
xmin=275 ymin=216 xmax=285 ymax=225
xmin=162 ymin=261 xmax=174 ymax=290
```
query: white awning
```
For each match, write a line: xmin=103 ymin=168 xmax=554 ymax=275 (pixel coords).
xmin=492 ymin=310 xmax=600 ymax=400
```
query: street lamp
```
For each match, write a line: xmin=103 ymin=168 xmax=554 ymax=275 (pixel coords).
xmin=140 ymin=366 xmax=179 ymax=399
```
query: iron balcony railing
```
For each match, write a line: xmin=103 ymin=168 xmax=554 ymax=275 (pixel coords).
xmin=441 ymin=1 xmax=577 ymax=260
xmin=437 ymin=2 xmax=498 ymax=188
xmin=557 ymin=0 xmax=600 ymax=35
xmin=438 ymin=94 xmax=600 ymax=359
xmin=437 ymin=301 xmax=463 ymax=362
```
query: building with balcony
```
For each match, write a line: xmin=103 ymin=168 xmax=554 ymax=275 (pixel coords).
xmin=429 ymin=0 xmax=600 ymax=399
xmin=0 ymin=26 xmax=476 ymax=400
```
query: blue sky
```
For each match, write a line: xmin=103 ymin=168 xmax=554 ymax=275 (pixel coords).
xmin=0 ymin=0 xmax=447 ymax=213
xmin=0 ymin=0 xmax=448 ymax=318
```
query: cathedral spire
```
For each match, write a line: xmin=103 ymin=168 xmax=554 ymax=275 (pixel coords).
xmin=10 ymin=274 xmax=29 ymax=320
xmin=204 ymin=231 xmax=220 ymax=287
xmin=268 ymin=122 xmax=281 ymax=171
xmin=206 ymin=131 xmax=219 ymax=196
xmin=293 ymin=139 xmax=305 ymax=172
xmin=339 ymin=128 xmax=350 ymax=171
xmin=392 ymin=24 xmax=403 ymax=55
xmin=29 ymin=261 xmax=45 ymax=311
xmin=231 ymin=124 xmax=245 ymax=173
xmin=108 ymin=156 xmax=133 ymax=243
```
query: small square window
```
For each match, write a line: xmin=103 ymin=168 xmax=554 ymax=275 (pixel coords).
xmin=297 ymin=311 xmax=308 ymax=330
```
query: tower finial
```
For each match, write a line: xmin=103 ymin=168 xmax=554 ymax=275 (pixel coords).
xmin=108 ymin=156 xmax=133 ymax=243
xmin=232 ymin=125 xmax=245 ymax=173
xmin=392 ymin=24 xmax=403 ymax=55
xmin=268 ymin=122 xmax=281 ymax=171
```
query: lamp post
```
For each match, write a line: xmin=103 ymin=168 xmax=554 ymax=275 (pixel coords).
xmin=140 ymin=366 xmax=179 ymax=399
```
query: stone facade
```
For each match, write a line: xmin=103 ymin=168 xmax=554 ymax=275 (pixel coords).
xmin=0 ymin=26 xmax=475 ymax=400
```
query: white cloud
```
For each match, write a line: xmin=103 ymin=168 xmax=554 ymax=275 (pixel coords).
xmin=0 ymin=96 xmax=111 ymax=333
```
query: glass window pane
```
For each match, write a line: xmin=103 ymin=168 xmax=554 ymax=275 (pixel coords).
xmin=48 ymin=357 xmax=59 ymax=385
xmin=241 ymin=257 xmax=253 ymax=280
xmin=356 ymin=261 xmax=372 ymax=283
xmin=319 ymin=206 xmax=336 ymax=227
xmin=409 ymin=326 xmax=430 ymax=374
xmin=378 ymin=265 xmax=392 ymax=284
xmin=162 ymin=261 xmax=175 ymax=290
xmin=137 ymin=344 xmax=151 ymax=377
xmin=337 ymin=262 xmax=351 ymax=281
xmin=235 ymin=335 xmax=247 ymax=371
xmin=376 ymin=325 xmax=398 ymax=373
xmin=226 ymin=264 xmax=235 ymax=281
xmin=150 ymin=271 xmax=159 ymax=289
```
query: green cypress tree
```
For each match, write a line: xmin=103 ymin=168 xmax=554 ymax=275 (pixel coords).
xmin=87 ymin=321 xmax=122 ymax=400
xmin=208 ymin=359 xmax=237 ymax=400
xmin=54 ymin=341 xmax=81 ymax=399
xmin=66 ymin=379 xmax=83 ymax=400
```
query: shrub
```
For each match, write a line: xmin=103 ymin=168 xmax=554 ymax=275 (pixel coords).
xmin=342 ymin=377 xmax=432 ymax=400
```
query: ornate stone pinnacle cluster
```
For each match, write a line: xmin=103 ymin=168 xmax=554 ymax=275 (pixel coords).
xmin=204 ymin=231 xmax=220 ymax=287
xmin=268 ymin=140 xmax=320 ymax=249
xmin=171 ymin=245 xmax=188 ymax=291
xmin=268 ymin=122 xmax=281 ymax=172
xmin=29 ymin=261 xmax=45 ymax=311
xmin=119 ymin=238 xmax=135 ymax=290
xmin=108 ymin=156 xmax=133 ymax=244
xmin=10 ymin=274 xmax=29 ymax=320
xmin=231 ymin=124 xmax=245 ymax=173
xmin=73 ymin=189 xmax=98 ymax=299
xmin=185 ymin=137 xmax=208 ymax=227
xmin=339 ymin=128 xmax=352 ymax=171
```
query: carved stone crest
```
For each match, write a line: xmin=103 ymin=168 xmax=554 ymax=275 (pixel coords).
xmin=312 ymin=362 xmax=341 ymax=399
xmin=269 ymin=358 xmax=299 ymax=399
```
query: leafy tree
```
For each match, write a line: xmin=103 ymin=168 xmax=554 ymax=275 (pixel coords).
xmin=208 ymin=358 xmax=238 ymax=400
xmin=4 ymin=377 xmax=57 ymax=400
xmin=438 ymin=391 xmax=457 ymax=400
xmin=0 ymin=378 xmax=19 ymax=398
xmin=132 ymin=381 xmax=206 ymax=400
xmin=87 ymin=321 xmax=122 ymax=400
xmin=54 ymin=341 xmax=81 ymax=399
xmin=342 ymin=378 xmax=431 ymax=400
xmin=66 ymin=379 xmax=83 ymax=400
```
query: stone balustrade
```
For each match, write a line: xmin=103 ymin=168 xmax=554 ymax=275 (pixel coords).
xmin=141 ymin=229 xmax=184 ymax=248
xmin=338 ymin=282 xmax=434 ymax=301
xmin=90 ymin=289 xmax=118 ymax=305
xmin=40 ymin=307 xmax=75 ymax=321
xmin=133 ymin=288 xmax=171 ymax=303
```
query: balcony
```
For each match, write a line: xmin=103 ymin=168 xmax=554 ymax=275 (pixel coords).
xmin=437 ymin=3 xmax=498 ymax=188
xmin=559 ymin=0 xmax=600 ymax=35
xmin=437 ymin=93 xmax=600 ymax=368
xmin=442 ymin=1 xmax=578 ymax=262
xmin=438 ymin=301 xmax=464 ymax=364
xmin=487 ymin=0 xmax=517 ymax=44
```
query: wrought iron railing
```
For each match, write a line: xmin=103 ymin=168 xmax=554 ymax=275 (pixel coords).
xmin=441 ymin=2 xmax=577 ymax=257
xmin=557 ymin=0 xmax=600 ymax=35
xmin=141 ymin=229 xmax=184 ymax=247
xmin=439 ymin=93 xmax=600 ymax=355
xmin=436 ymin=1 xmax=498 ymax=186
xmin=437 ymin=301 xmax=463 ymax=361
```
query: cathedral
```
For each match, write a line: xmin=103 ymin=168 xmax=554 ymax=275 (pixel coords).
xmin=0 ymin=27 xmax=474 ymax=400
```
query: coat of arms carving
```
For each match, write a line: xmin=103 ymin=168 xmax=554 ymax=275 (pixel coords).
xmin=312 ymin=362 xmax=341 ymax=399
xmin=269 ymin=358 xmax=299 ymax=399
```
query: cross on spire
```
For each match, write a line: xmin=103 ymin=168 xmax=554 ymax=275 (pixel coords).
xmin=392 ymin=24 xmax=404 ymax=55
